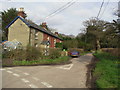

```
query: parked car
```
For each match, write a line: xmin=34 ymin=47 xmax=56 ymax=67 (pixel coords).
xmin=69 ymin=51 xmax=80 ymax=57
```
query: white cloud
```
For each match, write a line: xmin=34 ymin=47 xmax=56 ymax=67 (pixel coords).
xmin=0 ymin=1 xmax=118 ymax=36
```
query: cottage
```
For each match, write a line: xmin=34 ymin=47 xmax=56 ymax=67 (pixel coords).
xmin=6 ymin=8 xmax=63 ymax=48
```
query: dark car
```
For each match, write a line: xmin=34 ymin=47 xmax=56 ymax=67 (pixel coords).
xmin=69 ymin=51 xmax=80 ymax=57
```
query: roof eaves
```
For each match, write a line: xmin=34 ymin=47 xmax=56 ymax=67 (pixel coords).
xmin=30 ymin=26 xmax=63 ymax=40
xmin=6 ymin=16 xmax=30 ymax=29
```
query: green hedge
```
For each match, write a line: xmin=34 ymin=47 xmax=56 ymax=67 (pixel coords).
xmin=93 ymin=52 xmax=119 ymax=88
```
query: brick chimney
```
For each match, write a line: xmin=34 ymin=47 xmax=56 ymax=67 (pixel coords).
xmin=55 ymin=32 xmax=58 ymax=36
xmin=18 ymin=8 xmax=26 ymax=18
xmin=41 ymin=22 xmax=47 ymax=30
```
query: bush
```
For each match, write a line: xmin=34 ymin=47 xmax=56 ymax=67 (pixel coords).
xmin=2 ymin=49 xmax=25 ymax=61
xmin=55 ymin=42 xmax=63 ymax=48
xmin=84 ymin=44 xmax=94 ymax=51
xmin=49 ymin=48 xmax=61 ymax=59
xmin=26 ymin=45 xmax=42 ymax=61
xmin=2 ymin=46 xmax=43 ymax=61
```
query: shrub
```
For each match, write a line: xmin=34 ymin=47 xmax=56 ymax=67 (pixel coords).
xmin=26 ymin=45 xmax=42 ymax=61
xmin=2 ymin=45 xmax=43 ymax=61
xmin=49 ymin=48 xmax=61 ymax=59
xmin=2 ymin=58 xmax=13 ymax=66
xmin=55 ymin=42 xmax=63 ymax=48
xmin=2 ymin=49 xmax=25 ymax=60
xmin=84 ymin=44 xmax=94 ymax=51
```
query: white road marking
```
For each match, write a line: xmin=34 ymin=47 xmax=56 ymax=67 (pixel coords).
xmin=13 ymin=73 xmax=20 ymax=77
xmin=23 ymin=73 xmax=30 ymax=75
xmin=56 ymin=64 xmax=73 ymax=70
xmin=7 ymin=71 xmax=13 ymax=73
xmin=41 ymin=82 xmax=53 ymax=88
xmin=21 ymin=78 xmax=30 ymax=83
xmin=0 ymin=69 xmax=6 ymax=71
xmin=32 ymin=77 xmax=39 ymax=81
xmin=29 ymin=84 xmax=38 ymax=88
xmin=7 ymin=68 xmax=13 ymax=70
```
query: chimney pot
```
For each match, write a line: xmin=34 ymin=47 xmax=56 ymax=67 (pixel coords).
xmin=18 ymin=8 xmax=26 ymax=18
xmin=18 ymin=8 xmax=24 ymax=12
xmin=55 ymin=32 xmax=58 ymax=36
xmin=41 ymin=22 xmax=47 ymax=30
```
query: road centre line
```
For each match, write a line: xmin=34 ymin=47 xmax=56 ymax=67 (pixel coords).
xmin=41 ymin=82 xmax=53 ymax=88
xmin=14 ymin=69 xmax=21 ymax=72
xmin=21 ymin=78 xmax=30 ymax=83
xmin=12 ymin=69 xmax=30 ymax=76
xmin=7 ymin=68 xmax=13 ymax=70
xmin=13 ymin=73 xmax=20 ymax=77
xmin=0 ymin=68 xmax=6 ymax=71
xmin=23 ymin=72 xmax=30 ymax=75
xmin=56 ymin=64 xmax=73 ymax=70
xmin=29 ymin=84 xmax=38 ymax=88
xmin=32 ymin=77 xmax=39 ymax=81
xmin=7 ymin=71 xmax=13 ymax=73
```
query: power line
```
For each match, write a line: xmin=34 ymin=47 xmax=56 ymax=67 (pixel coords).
xmin=47 ymin=1 xmax=76 ymax=18
xmin=99 ymin=0 xmax=110 ymax=19
xmin=45 ymin=0 xmax=74 ymax=19
xmin=97 ymin=0 xmax=105 ymax=19
xmin=44 ymin=0 xmax=76 ymax=20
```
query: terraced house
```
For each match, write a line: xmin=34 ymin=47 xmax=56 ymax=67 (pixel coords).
xmin=6 ymin=8 xmax=63 ymax=48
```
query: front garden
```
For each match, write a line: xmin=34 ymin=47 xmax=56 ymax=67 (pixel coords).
xmin=2 ymin=46 xmax=71 ymax=67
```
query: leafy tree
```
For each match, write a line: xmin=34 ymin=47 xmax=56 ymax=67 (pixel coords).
xmin=0 ymin=8 xmax=18 ymax=41
xmin=83 ymin=17 xmax=107 ymax=50
xmin=1 ymin=8 xmax=27 ymax=41
xmin=55 ymin=42 xmax=63 ymax=48
xmin=63 ymin=39 xmax=78 ymax=49
xmin=103 ymin=20 xmax=120 ymax=48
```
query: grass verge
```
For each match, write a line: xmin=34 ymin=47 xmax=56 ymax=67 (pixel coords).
xmin=80 ymin=51 xmax=91 ymax=56
xmin=93 ymin=52 xmax=119 ymax=88
xmin=3 ymin=56 xmax=71 ymax=66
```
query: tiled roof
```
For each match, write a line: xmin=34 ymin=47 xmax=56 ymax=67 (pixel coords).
xmin=6 ymin=16 xmax=63 ymax=40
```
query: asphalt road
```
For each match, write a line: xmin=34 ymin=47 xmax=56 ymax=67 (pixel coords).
xmin=1 ymin=53 xmax=93 ymax=88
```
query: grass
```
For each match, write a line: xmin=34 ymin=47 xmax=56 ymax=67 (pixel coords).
xmin=12 ymin=56 xmax=70 ymax=66
xmin=80 ymin=51 xmax=91 ymax=56
xmin=93 ymin=52 xmax=119 ymax=88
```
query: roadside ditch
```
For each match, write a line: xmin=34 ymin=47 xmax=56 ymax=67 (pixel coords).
xmin=86 ymin=55 xmax=99 ymax=89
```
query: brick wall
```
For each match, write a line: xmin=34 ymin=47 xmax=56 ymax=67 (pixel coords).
xmin=43 ymin=33 xmax=62 ymax=48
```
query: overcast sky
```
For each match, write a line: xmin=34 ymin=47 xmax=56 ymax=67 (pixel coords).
xmin=1 ymin=0 xmax=118 ymax=36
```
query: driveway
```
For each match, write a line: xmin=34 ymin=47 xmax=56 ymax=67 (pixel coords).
xmin=1 ymin=53 xmax=93 ymax=88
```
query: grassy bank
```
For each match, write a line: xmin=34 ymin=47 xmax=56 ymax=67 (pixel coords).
xmin=3 ymin=56 xmax=71 ymax=66
xmin=80 ymin=51 xmax=91 ymax=56
xmin=93 ymin=52 xmax=119 ymax=88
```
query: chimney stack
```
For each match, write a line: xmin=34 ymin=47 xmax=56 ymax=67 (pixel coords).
xmin=41 ymin=22 xmax=47 ymax=30
xmin=55 ymin=32 xmax=58 ymax=36
xmin=18 ymin=8 xmax=26 ymax=18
